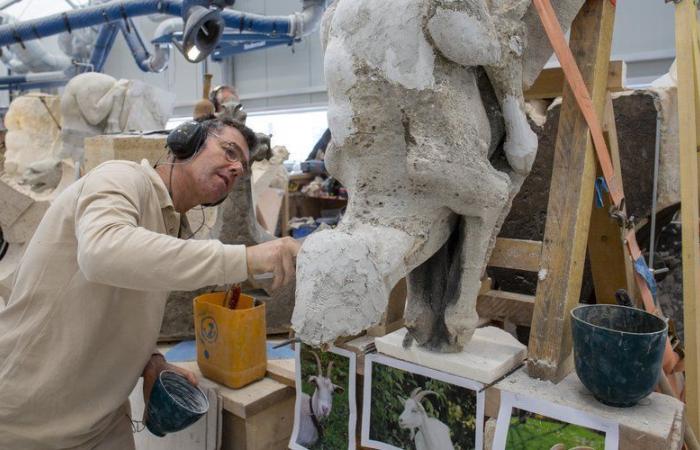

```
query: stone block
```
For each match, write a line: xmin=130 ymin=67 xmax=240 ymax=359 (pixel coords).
xmin=375 ymin=327 xmax=527 ymax=384
xmin=490 ymin=368 xmax=685 ymax=450
xmin=84 ymin=134 xmax=167 ymax=172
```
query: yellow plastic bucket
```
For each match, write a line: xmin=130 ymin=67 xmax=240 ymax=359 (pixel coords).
xmin=193 ymin=292 xmax=267 ymax=389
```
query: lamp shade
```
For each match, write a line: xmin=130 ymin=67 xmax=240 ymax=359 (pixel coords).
xmin=182 ymin=5 xmax=224 ymax=63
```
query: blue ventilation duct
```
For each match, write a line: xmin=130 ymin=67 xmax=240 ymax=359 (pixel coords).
xmin=89 ymin=22 xmax=120 ymax=72
xmin=0 ymin=0 xmax=325 ymax=50
xmin=0 ymin=0 xmax=327 ymax=89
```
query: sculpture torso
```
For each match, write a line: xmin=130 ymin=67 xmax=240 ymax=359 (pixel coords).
xmin=293 ymin=0 xmax=585 ymax=351
xmin=324 ymin=0 xmax=494 ymax=251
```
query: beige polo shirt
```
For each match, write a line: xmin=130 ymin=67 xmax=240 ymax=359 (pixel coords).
xmin=0 ymin=160 xmax=248 ymax=449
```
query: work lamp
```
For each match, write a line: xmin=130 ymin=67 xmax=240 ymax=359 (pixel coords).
xmin=181 ymin=4 xmax=224 ymax=63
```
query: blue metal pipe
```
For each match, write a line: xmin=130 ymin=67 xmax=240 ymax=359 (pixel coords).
xmin=220 ymin=10 xmax=291 ymax=36
xmin=0 ymin=0 xmax=182 ymax=48
xmin=211 ymin=38 xmax=294 ymax=60
xmin=118 ymin=19 xmax=152 ymax=72
xmin=0 ymin=0 xmax=304 ymax=51
xmin=89 ymin=23 xmax=120 ymax=72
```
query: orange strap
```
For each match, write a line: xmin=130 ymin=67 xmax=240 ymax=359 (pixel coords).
xmin=532 ymin=0 xmax=682 ymax=372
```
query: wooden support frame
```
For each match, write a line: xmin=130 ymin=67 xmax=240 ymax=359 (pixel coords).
xmin=525 ymin=60 xmax=626 ymax=100
xmin=674 ymin=0 xmax=700 ymax=435
xmin=586 ymin=94 xmax=637 ymax=305
xmin=527 ymin=0 xmax=616 ymax=381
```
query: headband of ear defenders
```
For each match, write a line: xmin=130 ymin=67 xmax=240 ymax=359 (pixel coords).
xmin=166 ymin=120 xmax=207 ymax=159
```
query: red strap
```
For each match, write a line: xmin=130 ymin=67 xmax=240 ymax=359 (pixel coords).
xmin=532 ymin=0 xmax=681 ymax=375
xmin=531 ymin=0 xmax=623 ymax=207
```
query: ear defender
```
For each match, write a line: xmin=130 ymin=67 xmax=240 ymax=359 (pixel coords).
xmin=166 ymin=120 xmax=207 ymax=160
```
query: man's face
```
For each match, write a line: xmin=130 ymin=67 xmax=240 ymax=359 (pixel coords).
xmin=216 ymin=88 xmax=239 ymax=111
xmin=186 ymin=126 xmax=250 ymax=204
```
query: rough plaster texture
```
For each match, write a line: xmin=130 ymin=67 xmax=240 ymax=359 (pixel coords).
xmin=3 ymin=94 xmax=62 ymax=179
xmin=376 ymin=326 xmax=527 ymax=384
xmin=60 ymin=73 xmax=174 ymax=166
xmin=293 ymin=0 xmax=584 ymax=351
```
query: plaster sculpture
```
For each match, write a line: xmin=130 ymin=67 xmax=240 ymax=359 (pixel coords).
xmin=60 ymin=72 xmax=175 ymax=167
xmin=293 ymin=0 xmax=585 ymax=351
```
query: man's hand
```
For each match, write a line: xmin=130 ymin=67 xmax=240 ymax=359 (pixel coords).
xmin=142 ymin=353 xmax=198 ymax=413
xmin=246 ymin=237 xmax=301 ymax=291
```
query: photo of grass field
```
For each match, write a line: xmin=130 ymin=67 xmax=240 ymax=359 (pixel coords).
xmin=505 ymin=409 xmax=606 ymax=450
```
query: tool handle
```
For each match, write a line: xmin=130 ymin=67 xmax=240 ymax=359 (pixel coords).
xmin=223 ymin=284 xmax=241 ymax=310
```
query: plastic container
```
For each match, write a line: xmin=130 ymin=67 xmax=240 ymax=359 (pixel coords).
xmin=145 ymin=370 xmax=209 ymax=437
xmin=571 ymin=304 xmax=667 ymax=407
xmin=193 ymin=292 xmax=267 ymax=389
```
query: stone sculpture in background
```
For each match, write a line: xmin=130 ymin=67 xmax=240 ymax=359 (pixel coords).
xmin=293 ymin=0 xmax=586 ymax=351
xmin=0 ymin=93 xmax=74 ymax=301
xmin=3 ymin=93 xmax=63 ymax=189
xmin=60 ymin=72 xmax=175 ymax=168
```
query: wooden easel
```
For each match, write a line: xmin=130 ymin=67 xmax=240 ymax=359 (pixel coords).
xmin=673 ymin=0 xmax=700 ymax=436
xmin=474 ymin=0 xmax=630 ymax=383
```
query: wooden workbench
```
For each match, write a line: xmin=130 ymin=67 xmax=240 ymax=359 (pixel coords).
xmin=171 ymin=359 xmax=296 ymax=450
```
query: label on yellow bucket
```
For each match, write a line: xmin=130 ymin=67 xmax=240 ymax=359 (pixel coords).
xmin=193 ymin=292 xmax=268 ymax=389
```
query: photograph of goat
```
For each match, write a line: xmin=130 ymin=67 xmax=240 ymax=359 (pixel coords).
xmin=492 ymin=391 xmax=619 ymax=450
xmin=361 ymin=353 xmax=485 ymax=450
xmin=290 ymin=344 xmax=357 ymax=450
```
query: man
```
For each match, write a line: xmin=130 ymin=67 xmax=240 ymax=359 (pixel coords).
xmin=0 ymin=117 xmax=300 ymax=449
xmin=209 ymin=84 xmax=239 ymax=113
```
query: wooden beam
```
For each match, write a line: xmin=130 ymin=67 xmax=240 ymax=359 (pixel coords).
xmin=586 ymin=95 xmax=636 ymax=305
xmin=676 ymin=0 xmax=700 ymax=435
xmin=525 ymin=60 xmax=625 ymax=100
xmin=527 ymin=0 xmax=616 ymax=382
xmin=489 ymin=238 xmax=542 ymax=272
xmin=477 ymin=290 xmax=535 ymax=327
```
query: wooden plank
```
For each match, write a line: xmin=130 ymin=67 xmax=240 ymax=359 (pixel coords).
xmin=524 ymin=60 xmax=625 ymax=100
xmin=477 ymin=290 xmax=535 ymax=327
xmin=527 ymin=0 xmax=616 ymax=382
xmin=177 ymin=361 xmax=294 ymax=419
xmin=488 ymin=238 xmax=542 ymax=272
xmin=586 ymin=95 xmax=636 ymax=305
xmin=222 ymin=396 xmax=295 ymax=450
xmin=266 ymin=358 xmax=295 ymax=388
xmin=675 ymin=0 xmax=700 ymax=435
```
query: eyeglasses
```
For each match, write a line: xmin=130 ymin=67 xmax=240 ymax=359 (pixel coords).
xmin=209 ymin=132 xmax=249 ymax=173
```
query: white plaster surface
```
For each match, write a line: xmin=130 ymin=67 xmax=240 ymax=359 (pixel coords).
xmin=294 ymin=0 xmax=585 ymax=352
xmin=375 ymin=327 xmax=526 ymax=384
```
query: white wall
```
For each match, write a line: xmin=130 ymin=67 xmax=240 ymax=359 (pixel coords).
xmin=612 ymin=0 xmax=677 ymax=86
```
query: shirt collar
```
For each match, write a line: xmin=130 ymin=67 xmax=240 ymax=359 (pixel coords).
xmin=140 ymin=159 xmax=174 ymax=210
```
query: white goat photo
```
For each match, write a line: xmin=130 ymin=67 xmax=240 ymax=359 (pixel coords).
xmin=362 ymin=354 xmax=485 ymax=450
xmin=399 ymin=388 xmax=455 ymax=450
xmin=290 ymin=344 xmax=357 ymax=450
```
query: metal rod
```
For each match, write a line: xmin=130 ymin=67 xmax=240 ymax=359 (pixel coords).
xmin=649 ymin=113 xmax=662 ymax=270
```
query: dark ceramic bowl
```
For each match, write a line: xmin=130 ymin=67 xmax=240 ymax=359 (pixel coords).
xmin=571 ymin=304 xmax=667 ymax=407
xmin=145 ymin=370 xmax=210 ymax=437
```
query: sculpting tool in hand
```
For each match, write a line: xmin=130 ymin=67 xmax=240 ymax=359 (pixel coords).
xmin=224 ymin=284 xmax=241 ymax=309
